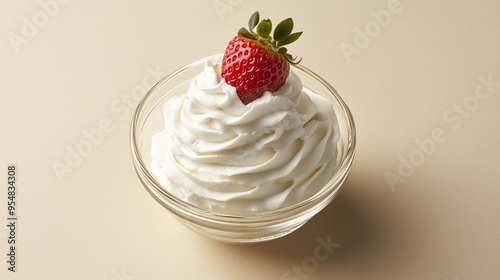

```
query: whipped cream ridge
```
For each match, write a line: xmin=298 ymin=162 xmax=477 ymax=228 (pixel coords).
xmin=151 ymin=55 xmax=339 ymax=213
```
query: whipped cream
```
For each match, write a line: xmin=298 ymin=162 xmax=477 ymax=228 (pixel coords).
xmin=151 ymin=55 xmax=339 ymax=213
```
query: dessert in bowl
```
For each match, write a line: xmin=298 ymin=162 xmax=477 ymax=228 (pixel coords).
xmin=130 ymin=12 xmax=355 ymax=243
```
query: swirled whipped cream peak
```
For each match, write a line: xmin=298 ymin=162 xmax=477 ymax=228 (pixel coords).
xmin=150 ymin=54 xmax=340 ymax=213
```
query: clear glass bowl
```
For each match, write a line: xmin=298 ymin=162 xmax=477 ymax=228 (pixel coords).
xmin=130 ymin=54 xmax=356 ymax=243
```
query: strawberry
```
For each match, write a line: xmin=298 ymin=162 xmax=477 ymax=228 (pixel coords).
xmin=222 ymin=11 xmax=302 ymax=105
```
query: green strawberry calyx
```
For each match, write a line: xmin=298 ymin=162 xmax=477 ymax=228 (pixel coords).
xmin=237 ymin=11 xmax=303 ymax=65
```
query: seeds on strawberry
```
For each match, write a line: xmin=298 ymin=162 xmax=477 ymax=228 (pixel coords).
xmin=221 ymin=11 xmax=302 ymax=105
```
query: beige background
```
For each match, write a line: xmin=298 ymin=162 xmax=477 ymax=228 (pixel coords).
xmin=1 ymin=0 xmax=500 ymax=279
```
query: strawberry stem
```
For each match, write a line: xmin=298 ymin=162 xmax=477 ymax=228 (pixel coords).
xmin=238 ymin=11 xmax=302 ymax=64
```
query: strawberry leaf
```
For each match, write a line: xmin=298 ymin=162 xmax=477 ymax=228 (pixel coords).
xmin=277 ymin=47 xmax=288 ymax=55
xmin=248 ymin=11 xmax=260 ymax=31
xmin=257 ymin=19 xmax=272 ymax=38
xmin=274 ymin=18 xmax=293 ymax=41
xmin=238 ymin=28 xmax=257 ymax=40
xmin=289 ymin=55 xmax=302 ymax=65
xmin=277 ymin=31 xmax=303 ymax=46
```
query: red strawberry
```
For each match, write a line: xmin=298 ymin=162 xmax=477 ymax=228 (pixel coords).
xmin=222 ymin=11 xmax=302 ymax=105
